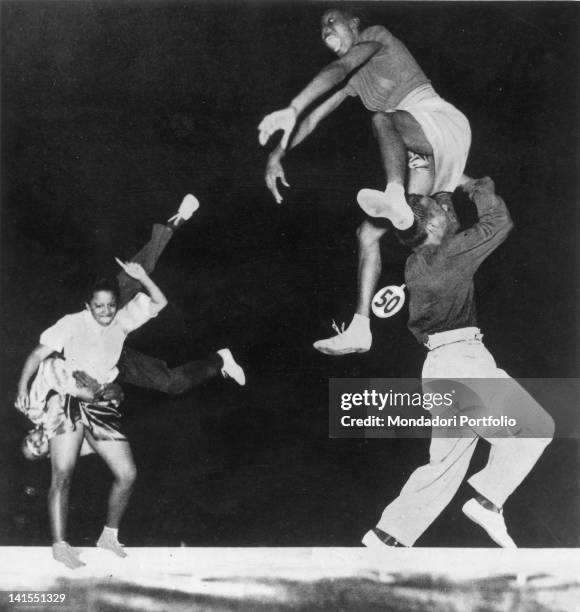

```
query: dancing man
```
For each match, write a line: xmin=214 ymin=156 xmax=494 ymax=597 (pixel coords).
xmin=20 ymin=197 xmax=245 ymax=457
xmin=359 ymin=177 xmax=554 ymax=549
xmin=114 ymin=196 xmax=245 ymax=394
xmin=258 ymin=5 xmax=470 ymax=355
xmin=19 ymin=196 xmax=246 ymax=455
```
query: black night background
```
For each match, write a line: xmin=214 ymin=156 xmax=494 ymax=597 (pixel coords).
xmin=1 ymin=1 xmax=578 ymax=548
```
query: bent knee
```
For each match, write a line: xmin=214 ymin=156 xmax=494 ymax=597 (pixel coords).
xmin=525 ymin=409 xmax=555 ymax=442
xmin=165 ymin=375 xmax=191 ymax=396
xmin=371 ymin=111 xmax=395 ymax=133
xmin=116 ymin=464 xmax=138 ymax=486
xmin=544 ymin=412 xmax=555 ymax=440
xmin=537 ymin=412 xmax=555 ymax=442
xmin=142 ymin=372 xmax=184 ymax=395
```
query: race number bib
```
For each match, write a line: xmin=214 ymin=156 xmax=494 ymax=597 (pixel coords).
xmin=372 ymin=284 xmax=406 ymax=319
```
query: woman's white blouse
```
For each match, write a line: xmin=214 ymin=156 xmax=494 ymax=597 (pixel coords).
xmin=39 ymin=293 xmax=159 ymax=384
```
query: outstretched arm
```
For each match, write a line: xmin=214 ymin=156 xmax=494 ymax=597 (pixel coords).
xmin=258 ymin=41 xmax=381 ymax=149
xmin=265 ymin=89 xmax=348 ymax=202
xmin=291 ymin=42 xmax=381 ymax=116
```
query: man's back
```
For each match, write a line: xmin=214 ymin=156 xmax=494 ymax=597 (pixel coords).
xmin=405 ymin=179 xmax=513 ymax=344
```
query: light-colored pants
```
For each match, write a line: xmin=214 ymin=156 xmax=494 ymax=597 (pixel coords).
xmin=376 ymin=332 xmax=554 ymax=546
xmin=395 ymin=84 xmax=471 ymax=194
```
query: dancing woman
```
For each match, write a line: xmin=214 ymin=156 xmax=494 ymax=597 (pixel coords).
xmin=15 ymin=262 xmax=167 ymax=569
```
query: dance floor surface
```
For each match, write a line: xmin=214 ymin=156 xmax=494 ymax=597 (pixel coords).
xmin=0 ymin=547 xmax=578 ymax=611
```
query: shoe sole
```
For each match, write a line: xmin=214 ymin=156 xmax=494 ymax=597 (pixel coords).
xmin=462 ymin=504 xmax=517 ymax=548
xmin=314 ymin=344 xmax=371 ymax=356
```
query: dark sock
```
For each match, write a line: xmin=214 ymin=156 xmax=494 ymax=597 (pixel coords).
xmin=475 ymin=493 xmax=501 ymax=513
xmin=372 ymin=527 xmax=404 ymax=547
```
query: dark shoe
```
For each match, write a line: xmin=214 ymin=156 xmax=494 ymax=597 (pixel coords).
xmin=362 ymin=527 xmax=405 ymax=549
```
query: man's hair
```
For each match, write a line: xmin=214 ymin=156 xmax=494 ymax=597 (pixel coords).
xmin=85 ymin=277 xmax=120 ymax=304
xmin=323 ymin=3 xmax=372 ymax=30
xmin=396 ymin=194 xmax=449 ymax=248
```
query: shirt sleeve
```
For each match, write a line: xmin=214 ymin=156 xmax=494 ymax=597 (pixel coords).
xmin=343 ymin=82 xmax=357 ymax=97
xmin=39 ymin=315 xmax=74 ymax=353
xmin=116 ymin=292 xmax=160 ymax=334
xmin=444 ymin=180 xmax=514 ymax=269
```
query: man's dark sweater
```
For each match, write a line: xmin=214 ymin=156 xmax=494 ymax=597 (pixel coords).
xmin=405 ymin=179 xmax=514 ymax=344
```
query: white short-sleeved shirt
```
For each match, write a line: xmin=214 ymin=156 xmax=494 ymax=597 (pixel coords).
xmin=39 ymin=292 xmax=159 ymax=384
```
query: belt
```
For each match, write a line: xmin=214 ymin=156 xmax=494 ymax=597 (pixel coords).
xmin=424 ymin=327 xmax=483 ymax=351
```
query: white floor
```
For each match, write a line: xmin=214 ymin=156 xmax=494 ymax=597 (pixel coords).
xmin=1 ymin=547 xmax=579 ymax=596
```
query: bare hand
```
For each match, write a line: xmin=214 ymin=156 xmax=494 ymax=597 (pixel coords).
xmin=460 ymin=176 xmax=495 ymax=200
xmin=115 ymin=258 xmax=148 ymax=281
xmin=258 ymin=107 xmax=297 ymax=150
xmin=97 ymin=382 xmax=124 ymax=407
xmin=265 ymin=154 xmax=290 ymax=204
xmin=72 ymin=370 xmax=101 ymax=396
xmin=15 ymin=389 xmax=30 ymax=413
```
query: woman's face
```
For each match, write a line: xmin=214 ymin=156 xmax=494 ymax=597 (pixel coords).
xmin=321 ymin=10 xmax=359 ymax=57
xmin=22 ymin=429 xmax=49 ymax=461
xmin=86 ymin=290 xmax=118 ymax=326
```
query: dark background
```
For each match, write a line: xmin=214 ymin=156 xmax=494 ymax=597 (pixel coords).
xmin=1 ymin=1 xmax=578 ymax=547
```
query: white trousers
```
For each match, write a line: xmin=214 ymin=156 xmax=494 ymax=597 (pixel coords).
xmin=376 ymin=337 xmax=554 ymax=546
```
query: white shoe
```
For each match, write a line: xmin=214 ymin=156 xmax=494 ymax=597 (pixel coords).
xmin=217 ymin=349 xmax=246 ymax=386
xmin=313 ymin=320 xmax=372 ymax=356
xmin=357 ymin=188 xmax=413 ymax=230
xmin=168 ymin=194 xmax=200 ymax=225
xmin=462 ymin=498 xmax=517 ymax=548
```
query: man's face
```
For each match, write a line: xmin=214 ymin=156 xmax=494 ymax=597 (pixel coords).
xmin=321 ymin=10 xmax=359 ymax=57
xmin=86 ymin=290 xmax=118 ymax=327
xmin=22 ymin=429 xmax=49 ymax=461
xmin=425 ymin=206 xmax=450 ymax=246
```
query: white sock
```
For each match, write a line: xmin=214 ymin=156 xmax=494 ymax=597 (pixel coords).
xmin=384 ymin=182 xmax=405 ymax=199
xmin=384 ymin=183 xmax=414 ymax=230
xmin=103 ymin=526 xmax=118 ymax=538
xmin=350 ymin=313 xmax=370 ymax=332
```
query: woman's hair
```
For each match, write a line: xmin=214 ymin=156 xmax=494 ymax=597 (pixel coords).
xmin=323 ymin=3 xmax=372 ymax=30
xmin=85 ymin=277 xmax=120 ymax=304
